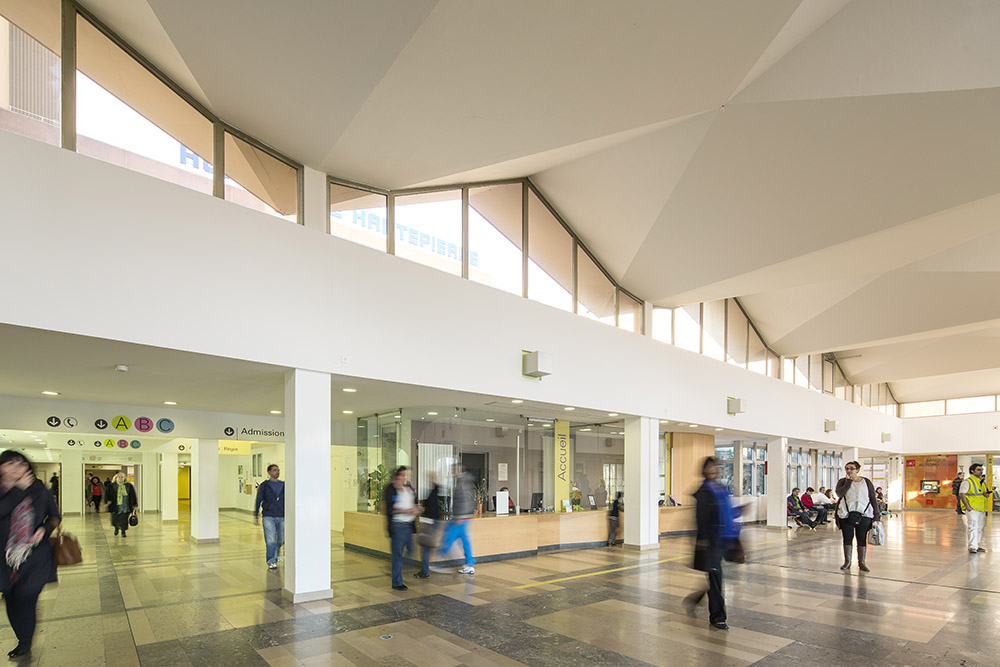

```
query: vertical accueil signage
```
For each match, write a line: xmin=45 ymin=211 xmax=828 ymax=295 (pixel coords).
xmin=988 ymin=454 xmax=995 ymax=512
xmin=554 ymin=420 xmax=570 ymax=510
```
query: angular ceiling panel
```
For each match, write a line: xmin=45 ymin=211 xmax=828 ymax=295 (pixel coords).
xmin=735 ymin=0 xmax=1000 ymax=104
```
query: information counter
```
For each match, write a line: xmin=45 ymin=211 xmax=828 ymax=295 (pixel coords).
xmin=344 ymin=506 xmax=695 ymax=564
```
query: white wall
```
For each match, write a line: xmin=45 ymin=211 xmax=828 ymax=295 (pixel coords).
xmin=0 ymin=131 xmax=900 ymax=450
xmin=903 ymin=412 xmax=1000 ymax=454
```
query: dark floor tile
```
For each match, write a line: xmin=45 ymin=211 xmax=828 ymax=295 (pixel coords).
xmin=137 ymin=639 xmax=194 ymax=667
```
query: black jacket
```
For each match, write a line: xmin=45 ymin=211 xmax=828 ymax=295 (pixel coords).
xmin=422 ymin=484 xmax=442 ymax=521
xmin=108 ymin=482 xmax=138 ymax=514
xmin=693 ymin=481 xmax=723 ymax=572
xmin=0 ymin=480 xmax=60 ymax=594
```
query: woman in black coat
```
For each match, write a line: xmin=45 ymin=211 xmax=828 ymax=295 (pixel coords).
xmin=0 ymin=450 xmax=61 ymax=659
xmin=108 ymin=472 xmax=138 ymax=538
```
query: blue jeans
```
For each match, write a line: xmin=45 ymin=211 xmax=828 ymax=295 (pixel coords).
xmin=440 ymin=520 xmax=475 ymax=566
xmin=262 ymin=516 xmax=284 ymax=565
xmin=390 ymin=522 xmax=415 ymax=587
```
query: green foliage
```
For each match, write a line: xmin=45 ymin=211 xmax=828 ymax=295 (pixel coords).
xmin=365 ymin=464 xmax=389 ymax=513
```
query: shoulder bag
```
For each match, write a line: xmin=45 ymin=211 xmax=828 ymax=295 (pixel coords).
xmin=50 ymin=525 xmax=83 ymax=566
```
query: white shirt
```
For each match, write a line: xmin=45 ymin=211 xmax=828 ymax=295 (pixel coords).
xmin=837 ymin=479 xmax=874 ymax=519
xmin=391 ymin=486 xmax=416 ymax=523
xmin=810 ymin=492 xmax=828 ymax=506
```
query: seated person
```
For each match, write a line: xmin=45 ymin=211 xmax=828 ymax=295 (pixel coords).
xmin=824 ymin=488 xmax=837 ymax=503
xmin=875 ymin=486 xmax=888 ymax=514
xmin=800 ymin=487 xmax=828 ymax=523
xmin=499 ymin=486 xmax=515 ymax=511
xmin=811 ymin=487 xmax=833 ymax=508
xmin=787 ymin=488 xmax=817 ymax=528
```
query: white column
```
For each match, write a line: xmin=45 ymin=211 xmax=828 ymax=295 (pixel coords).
xmin=845 ymin=447 xmax=859 ymax=465
xmin=60 ymin=449 xmax=83 ymax=515
xmin=303 ymin=166 xmax=328 ymax=234
xmin=141 ymin=453 xmax=159 ymax=513
xmin=191 ymin=439 xmax=220 ymax=543
xmin=161 ymin=451 xmax=179 ymax=522
xmin=624 ymin=416 xmax=659 ymax=550
xmin=642 ymin=301 xmax=654 ymax=338
xmin=766 ymin=437 xmax=788 ymax=528
xmin=284 ymin=369 xmax=332 ymax=602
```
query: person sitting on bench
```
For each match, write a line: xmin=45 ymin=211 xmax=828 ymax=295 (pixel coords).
xmin=787 ymin=488 xmax=817 ymax=529
xmin=801 ymin=487 xmax=829 ymax=523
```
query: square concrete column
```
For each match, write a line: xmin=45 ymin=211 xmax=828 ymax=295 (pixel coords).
xmin=624 ymin=416 xmax=660 ymax=550
xmin=284 ymin=369 xmax=332 ymax=602
xmin=60 ymin=449 xmax=83 ymax=515
xmin=766 ymin=437 xmax=788 ymax=528
xmin=191 ymin=439 xmax=220 ymax=543
xmin=161 ymin=451 xmax=179 ymax=522
xmin=302 ymin=166 xmax=328 ymax=234
xmin=141 ymin=453 xmax=159 ymax=513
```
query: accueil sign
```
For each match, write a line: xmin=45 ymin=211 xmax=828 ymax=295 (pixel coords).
xmin=553 ymin=420 xmax=570 ymax=510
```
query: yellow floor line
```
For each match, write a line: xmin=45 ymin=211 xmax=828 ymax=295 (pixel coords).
xmin=515 ymin=537 xmax=790 ymax=589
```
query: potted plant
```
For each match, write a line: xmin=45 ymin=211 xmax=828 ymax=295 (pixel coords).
xmin=364 ymin=464 xmax=388 ymax=513
xmin=570 ymin=481 xmax=582 ymax=511
xmin=473 ymin=480 xmax=488 ymax=514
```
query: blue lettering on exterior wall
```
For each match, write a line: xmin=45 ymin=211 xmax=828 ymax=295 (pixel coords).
xmin=179 ymin=145 xmax=213 ymax=174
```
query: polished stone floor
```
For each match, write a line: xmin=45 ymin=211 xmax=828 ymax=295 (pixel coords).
xmin=5 ymin=508 xmax=999 ymax=666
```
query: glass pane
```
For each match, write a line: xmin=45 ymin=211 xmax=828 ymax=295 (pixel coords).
xmin=741 ymin=463 xmax=752 ymax=497
xmin=469 ymin=184 xmax=522 ymax=295
xmin=748 ymin=328 xmax=766 ymax=375
xmin=224 ymin=131 xmax=298 ymax=220
xmin=809 ymin=355 xmax=823 ymax=392
xmin=527 ymin=189 xmax=572 ymax=311
xmin=834 ymin=365 xmax=846 ymax=400
xmin=795 ymin=357 xmax=809 ymax=387
xmin=757 ymin=448 xmax=767 ymax=461
xmin=742 ymin=447 xmax=753 ymax=460
xmin=329 ymin=183 xmax=387 ymax=251
xmin=618 ymin=291 xmax=641 ymax=334
xmin=0 ymin=0 xmax=60 ymax=146
xmin=675 ymin=305 xmax=701 ymax=353
xmin=822 ymin=360 xmax=834 ymax=393
xmin=946 ymin=395 xmax=995 ymax=415
xmin=755 ymin=462 xmax=766 ymax=495
xmin=783 ymin=357 xmax=795 ymax=383
xmin=853 ymin=385 xmax=863 ymax=406
xmin=726 ymin=299 xmax=747 ymax=367
xmin=77 ymin=16 xmax=215 ymax=195
xmin=702 ymin=300 xmax=725 ymax=361
xmin=577 ymin=247 xmax=615 ymax=325
xmin=767 ymin=351 xmax=780 ymax=379
xmin=652 ymin=307 xmax=673 ymax=344
xmin=714 ymin=446 xmax=734 ymax=460
xmin=394 ymin=190 xmax=463 ymax=276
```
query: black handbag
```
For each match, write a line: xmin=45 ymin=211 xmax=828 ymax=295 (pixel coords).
xmin=128 ymin=511 xmax=138 ymax=527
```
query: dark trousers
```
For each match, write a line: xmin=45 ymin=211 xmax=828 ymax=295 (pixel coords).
xmin=608 ymin=516 xmax=619 ymax=544
xmin=4 ymin=586 xmax=41 ymax=650
xmin=810 ymin=506 xmax=828 ymax=523
xmin=790 ymin=509 xmax=815 ymax=527
xmin=113 ymin=512 xmax=130 ymax=535
xmin=390 ymin=522 xmax=414 ymax=587
xmin=707 ymin=567 xmax=726 ymax=624
xmin=91 ymin=495 xmax=101 ymax=512
xmin=840 ymin=515 xmax=872 ymax=545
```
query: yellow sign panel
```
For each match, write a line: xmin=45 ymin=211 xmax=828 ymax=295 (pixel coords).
xmin=554 ymin=420 xmax=570 ymax=510
xmin=988 ymin=454 xmax=994 ymax=512
xmin=219 ymin=440 xmax=250 ymax=456
xmin=112 ymin=415 xmax=132 ymax=431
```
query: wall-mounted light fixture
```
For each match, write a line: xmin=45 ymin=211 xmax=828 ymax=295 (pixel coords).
xmin=727 ymin=397 xmax=746 ymax=415
xmin=881 ymin=432 xmax=892 ymax=443
xmin=522 ymin=350 xmax=552 ymax=379
xmin=824 ymin=419 xmax=838 ymax=433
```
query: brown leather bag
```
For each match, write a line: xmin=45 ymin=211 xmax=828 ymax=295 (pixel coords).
xmin=50 ymin=526 xmax=83 ymax=566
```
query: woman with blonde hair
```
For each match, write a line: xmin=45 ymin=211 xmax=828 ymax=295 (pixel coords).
xmin=108 ymin=472 xmax=138 ymax=538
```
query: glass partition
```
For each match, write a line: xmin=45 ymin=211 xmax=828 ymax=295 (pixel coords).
xmin=675 ymin=304 xmax=701 ymax=353
xmin=329 ymin=182 xmax=387 ymax=251
xmin=0 ymin=0 xmax=61 ymax=146
xmin=748 ymin=328 xmax=766 ymax=374
xmin=702 ymin=300 xmax=725 ymax=361
xmin=714 ymin=445 xmax=735 ymax=494
xmin=577 ymin=246 xmax=615 ymax=325
xmin=618 ymin=291 xmax=642 ymax=333
xmin=394 ymin=190 xmax=463 ymax=275
xmin=469 ymin=183 xmax=523 ymax=295
xmin=76 ymin=14 xmax=214 ymax=195
xmin=652 ymin=307 xmax=673 ymax=344
xmin=527 ymin=189 xmax=573 ymax=312
xmin=726 ymin=299 xmax=748 ymax=367
xmin=224 ymin=130 xmax=298 ymax=221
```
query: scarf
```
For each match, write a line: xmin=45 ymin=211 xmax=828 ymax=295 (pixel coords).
xmin=708 ymin=480 xmax=739 ymax=541
xmin=6 ymin=496 xmax=35 ymax=576
xmin=116 ymin=482 xmax=130 ymax=513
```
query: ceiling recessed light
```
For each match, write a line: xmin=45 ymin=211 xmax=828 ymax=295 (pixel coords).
xmin=342 ymin=410 xmax=353 ymax=415
xmin=608 ymin=412 xmax=618 ymax=417
xmin=343 ymin=388 xmax=357 ymax=393
xmin=511 ymin=399 xmax=523 ymax=404
xmin=564 ymin=407 xmax=575 ymax=411
xmin=715 ymin=428 xmax=724 ymax=431
xmin=689 ymin=424 xmax=699 ymax=428
xmin=394 ymin=415 xmax=401 ymax=419
xmin=270 ymin=410 xmax=282 ymax=415
xmin=580 ymin=428 xmax=592 ymax=432
xmin=163 ymin=401 xmax=177 ymax=406
xmin=486 ymin=418 xmax=495 ymax=422
xmin=41 ymin=391 xmax=59 ymax=396
xmin=659 ymin=419 xmax=668 ymax=423
xmin=427 ymin=411 xmax=438 ymax=416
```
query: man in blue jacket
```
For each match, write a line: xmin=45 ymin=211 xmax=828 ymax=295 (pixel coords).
xmin=253 ymin=464 xmax=285 ymax=570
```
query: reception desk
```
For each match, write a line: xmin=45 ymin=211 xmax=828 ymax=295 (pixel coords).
xmin=344 ymin=506 xmax=695 ymax=564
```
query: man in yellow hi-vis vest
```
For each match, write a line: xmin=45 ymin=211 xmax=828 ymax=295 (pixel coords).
xmin=959 ymin=463 xmax=990 ymax=553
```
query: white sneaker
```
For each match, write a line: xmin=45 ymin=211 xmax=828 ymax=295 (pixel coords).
xmin=458 ymin=566 xmax=475 ymax=575
xmin=268 ymin=562 xmax=278 ymax=569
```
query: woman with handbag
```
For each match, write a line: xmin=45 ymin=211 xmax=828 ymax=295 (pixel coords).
xmin=108 ymin=472 xmax=138 ymax=539
xmin=835 ymin=460 xmax=881 ymax=572
xmin=0 ymin=450 xmax=61 ymax=659
xmin=684 ymin=456 xmax=740 ymax=630
xmin=415 ymin=477 xmax=442 ymax=579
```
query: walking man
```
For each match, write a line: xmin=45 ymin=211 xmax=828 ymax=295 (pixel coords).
xmin=384 ymin=466 xmax=421 ymax=590
xmin=439 ymin=464 xmax=476 ymax=574
xmin=952 ymin=471 xmax=965 ymax=515
xmin=959 ymin=463 xmax=989 ymax=553
xmin=253 ymin=464 xmax=285 ymax=569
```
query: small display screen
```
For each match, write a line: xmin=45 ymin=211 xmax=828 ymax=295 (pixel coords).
xmin=921 ymin=480 xmax=941 ymax=493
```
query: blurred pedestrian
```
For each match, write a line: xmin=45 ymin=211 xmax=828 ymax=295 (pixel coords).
xmin=953 ymin=472 xmax=965 ymax=515
xmin=415 ymin=475 xmax=441 ymax=579
xmin=384 ymin=466 xmax=421 ymax=590
xmin=439 ymin=464 xmax=476 ymax=574
xmin=607 ymin=491 xmax=622 ymax=546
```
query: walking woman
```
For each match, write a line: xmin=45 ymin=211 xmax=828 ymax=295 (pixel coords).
xmin=89 ymin=476 xmax=102 ymax=513
xmin=0 ymin=450 xmax=61 ymax=659
xmin=835 ymin=460 xmax=880 ymax=572
xmin=685 ymin=457 xmax=739 ymax=630
xmin=108 ymin=473 xmax=138 ymax=538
